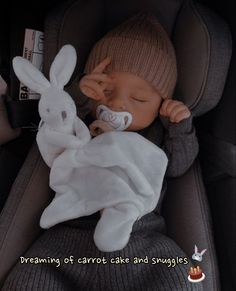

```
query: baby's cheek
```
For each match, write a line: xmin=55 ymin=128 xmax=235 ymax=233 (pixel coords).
xmin=128 ymin=114 xmax=156 ymax=131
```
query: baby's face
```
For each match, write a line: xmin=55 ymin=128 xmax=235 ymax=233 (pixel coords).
xmin=91 ymin=72 xmax=162 ymax=131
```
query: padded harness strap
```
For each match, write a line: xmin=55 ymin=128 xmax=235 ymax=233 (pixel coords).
xmin=5 ymin=99 xmax=39 ymax=129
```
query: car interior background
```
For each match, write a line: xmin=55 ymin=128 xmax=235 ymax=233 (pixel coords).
xmin=0 ymin=0 xmax=235 ymax=290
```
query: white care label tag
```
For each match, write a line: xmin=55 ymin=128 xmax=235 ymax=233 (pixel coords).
xmin=19 ymin=29 xmax=44 ymax=100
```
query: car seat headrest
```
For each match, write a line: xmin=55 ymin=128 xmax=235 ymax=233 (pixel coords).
xmin=173 ymin=1 xmax=232 ymax=116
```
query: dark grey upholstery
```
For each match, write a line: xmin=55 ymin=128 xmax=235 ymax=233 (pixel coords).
xmin=0 ymin=0 xmax=232 ymax=290
xmin=0 ymin=144 xmax=53 ymax=286
xmin=162 ymin=160 xmax=220 ymax=290
xmin=173 ymin=1 xmax=232 ymax=115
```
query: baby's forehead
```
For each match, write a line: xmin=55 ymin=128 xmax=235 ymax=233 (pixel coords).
xmin=107 ymin=71 xmax=155 ymax=92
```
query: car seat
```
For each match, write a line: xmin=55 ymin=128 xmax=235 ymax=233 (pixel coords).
xmin=0 ymin=0 xmax=232 ymax=290
xmin=0 ymin=0 xmax=58 ymax=212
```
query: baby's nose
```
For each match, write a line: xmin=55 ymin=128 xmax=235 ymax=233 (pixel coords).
xmin=107 ymin=95 xmax=126 ymax=110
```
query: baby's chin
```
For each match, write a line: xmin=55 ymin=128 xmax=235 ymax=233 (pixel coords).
xmin=128 ymin=116 xmax=159 ymax=131
xmin=126 ymin=122 xmax=152 ymax=132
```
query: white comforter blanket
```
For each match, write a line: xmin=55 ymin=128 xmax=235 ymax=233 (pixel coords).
xmin=39 ymin=131 xmax=168 ymax=252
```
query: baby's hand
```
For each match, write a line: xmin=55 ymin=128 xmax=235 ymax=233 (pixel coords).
xmin=160 ymin=99 xmax=191 ymax=123
xmin=79 ymin=57 xmax=112 ymax=100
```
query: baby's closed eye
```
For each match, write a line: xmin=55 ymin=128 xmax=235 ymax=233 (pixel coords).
xmin=131 ymin=96 xmax=149 ymax=103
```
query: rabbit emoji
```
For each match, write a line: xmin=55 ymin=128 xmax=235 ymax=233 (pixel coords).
xmin=192 ymin=245 xmax=207 ymax=262
xmin=12 ymin=45 xmax=91 ymax=167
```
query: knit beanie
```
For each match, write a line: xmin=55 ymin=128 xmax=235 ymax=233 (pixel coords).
xmin=84 ymin=13 xmax=177 ymax=99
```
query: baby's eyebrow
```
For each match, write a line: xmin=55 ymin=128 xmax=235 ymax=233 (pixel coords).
xmin=131 ymin=88 xmax=152 ymax=98
xmin=134 ymin=85 xmax=156 ymax=95
xmin=134 ymin=85 xmax=148 ymax=92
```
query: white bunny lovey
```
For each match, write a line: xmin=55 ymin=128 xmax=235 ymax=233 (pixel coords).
xmin=12 ymin=45 xmax=91 ymax=167
xmin=12 ymin=44 xmax=168 ymax=252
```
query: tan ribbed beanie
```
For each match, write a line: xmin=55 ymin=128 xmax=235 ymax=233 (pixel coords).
xmin=84 ymin=13 xmax=177 ymax=99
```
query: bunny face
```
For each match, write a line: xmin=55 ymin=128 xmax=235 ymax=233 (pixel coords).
xmin=192 ymin=253 xmax=202 ymax=262
xmin=39 ymin=86 xmax=77 ymax=130
xmin=192 ymin=245 xmax=207 ymax=262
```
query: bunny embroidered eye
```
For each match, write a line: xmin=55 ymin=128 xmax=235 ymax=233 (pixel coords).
xmin=61 ymin=111 xmax=67 ymax=121
xmin=46 ymin=108 xmax=50 ymax=113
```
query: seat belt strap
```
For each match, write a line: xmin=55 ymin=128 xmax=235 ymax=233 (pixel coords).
xmin=5 ymin=98 xmax=40 ymax=129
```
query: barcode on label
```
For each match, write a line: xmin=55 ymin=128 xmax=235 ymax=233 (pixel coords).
xmin=19 ymin=29 xmax=44 ymax=100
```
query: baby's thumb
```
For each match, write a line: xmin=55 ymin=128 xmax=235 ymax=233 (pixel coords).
xmin=80 ymin=86 xmax=100 ymax=100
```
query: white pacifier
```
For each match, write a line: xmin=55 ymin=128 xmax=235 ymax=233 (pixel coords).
xmin=96 ymin=104 xmax=133 ymax=131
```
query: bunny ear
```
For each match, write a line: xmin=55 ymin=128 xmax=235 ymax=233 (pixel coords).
xmin=201 ymin=249 xmax=207 ymax=255
xmin=12 ymin=57 xmax=50 ymax=94
xmin=49 ymin=44 xmax=77 ymax=89
xmin=194 ymin=245 xmax=198 ymax=253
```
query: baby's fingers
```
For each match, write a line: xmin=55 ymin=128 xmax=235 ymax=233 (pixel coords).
xmin=160 ymin=99 xmax=191 ymax=123
xmin=171 ymin=109 xmax=191 ymax=123
xmin=160 ymin=99 xmax=177 ymax=116
xmin=92 ymin=57 xmax=111 ymax=74
xmin=80 ymin=79 xmax=105 ymax=100
xmin=84 ymin=73 xmax=113 ymax=89
xmin=80 ymin=86 xmax=99 ymax=100
xmin=170 ymin=107 xmax=191 ymax=123
xmin=84 ymin=73 xmax=113 ymax=84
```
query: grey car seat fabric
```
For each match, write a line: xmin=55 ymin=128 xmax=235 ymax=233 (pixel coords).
xmin=0 ymin=0 xmax=232 ymax=290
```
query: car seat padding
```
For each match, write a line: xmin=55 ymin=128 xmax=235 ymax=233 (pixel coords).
xmin=0 ymin=143 xmax=53 ymax=284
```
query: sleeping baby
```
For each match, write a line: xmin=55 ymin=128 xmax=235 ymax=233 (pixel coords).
xmin=60 ymin=13 xmax=197 ymax=251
